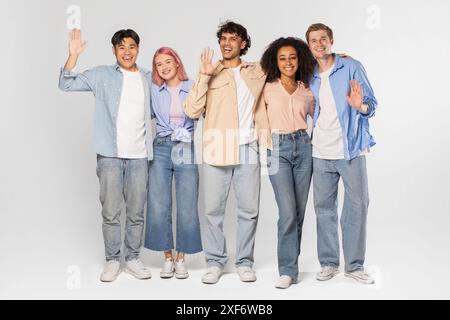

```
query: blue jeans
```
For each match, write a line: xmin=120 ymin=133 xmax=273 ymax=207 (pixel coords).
xmin=144 ymin=137 xmax=202 ymax=254
xmin=313 ymin=156 xmax=369 ymax=272
xmin=203 ymin=142 xmax=260 ymax=268
xmin=96 ymin=155 xmax=148 ymax=262
xmin=268 ymin=131 xmax=313 ymax=280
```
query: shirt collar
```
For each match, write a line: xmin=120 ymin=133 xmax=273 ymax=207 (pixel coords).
xmin=313 ymin=54 xmax=344 ymax=78
xmin=114 ymin=63 xmax=150 ymax=75
xmin=216 ymin=60 xmax=252 ymax=73
xmin=158 ymin=80 xmax=190 ymax=93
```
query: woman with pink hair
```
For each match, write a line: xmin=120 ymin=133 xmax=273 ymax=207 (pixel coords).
xmin=144 ymin=47 xmax=202 ymax=279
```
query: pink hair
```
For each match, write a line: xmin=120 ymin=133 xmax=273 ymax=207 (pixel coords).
xmin=152 ymin=47 xmax=189 ymax=86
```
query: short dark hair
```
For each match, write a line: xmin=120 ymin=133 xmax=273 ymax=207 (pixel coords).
xmin=111 ymin=29 xmax=140 ymax=47
xmin=216 ymin=20 xmax=251 ymax=56
xmin=260 ymin=37 xmax=316 ymax=85
xmin=305 ymin=23 xmax=333 ymax=43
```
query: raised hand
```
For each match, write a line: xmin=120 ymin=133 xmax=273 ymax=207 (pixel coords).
xmin=64 ymin=29 xmax=87 ymax=71
xmin=69 ymin=28 xmax=88 ymax=57
xmin=346 ymin=80 xmax=364 ymax=111
xmin=200 ymin=47 xmax=218 ymax=76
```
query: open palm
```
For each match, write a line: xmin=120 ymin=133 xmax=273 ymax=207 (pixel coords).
xmin=200 ymin=47 xmax=218 ymax=75
xmin=69 ymin=29 xmax=87 ymax=56
xmin=346 ymin=80 xmax=364 ymax=110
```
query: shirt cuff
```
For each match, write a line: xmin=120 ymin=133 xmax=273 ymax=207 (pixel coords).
xmin=198 ymin=73 xmax=212 ymax=83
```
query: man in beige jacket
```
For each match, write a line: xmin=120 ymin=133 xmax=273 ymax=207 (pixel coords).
xmin=184 ymin=21 xmax=271 ymax=284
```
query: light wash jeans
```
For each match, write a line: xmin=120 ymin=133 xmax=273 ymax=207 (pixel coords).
xmin=313 ymin=156 xmax=369 ymax=272
xmin=144 ymin=136 xmax=202 ymax=254
xmin=267 ymin=130 xmax=312 ymax=280
xmin=203 ymin=142 xmax=260 ymax=268
xmin=96 ymin=155 xmax=148 ymax=262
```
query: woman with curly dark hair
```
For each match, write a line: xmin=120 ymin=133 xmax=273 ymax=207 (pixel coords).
xmin=257 ymin=37 xmax=316 ymax=289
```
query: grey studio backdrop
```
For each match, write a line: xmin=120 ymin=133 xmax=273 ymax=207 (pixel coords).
xmin=1 ymin=0 xmax=449 ymax=299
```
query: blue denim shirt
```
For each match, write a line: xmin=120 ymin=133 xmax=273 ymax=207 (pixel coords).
xmin=310 ymin=55 xmax=378 ymax=160
xmin=151 ymin=80 xmax=195 ymax=143
xmin=58 ymin=64 xmax=153 ymax=160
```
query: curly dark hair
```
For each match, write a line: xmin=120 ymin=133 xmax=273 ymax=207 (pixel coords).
xmin=216 ymin=20 xmax=251 ymax=56
xmin=260 ymin=37 xmax=316 ymax=86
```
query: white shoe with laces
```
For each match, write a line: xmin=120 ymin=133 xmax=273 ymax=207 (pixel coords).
xmin=100 ymin=260 xmax=121 ymax=282
xmin=124 ymin=259 xmax=152 ymax=280
xmin=345 ymin=270 xmax=375 ymax=285
xmin=201 ymin=266 xmax=222 ymax=284
xmin=160 ymin=258 xmax=175 ymax=279
xmin=275 ymin=275 xmax=295 ymax=289
xmin=236 ymin=266 xmax=257 ymax=282
xmin=316 ymin=266 xmax=339 ymax=281
xmin=174 ymin=260 xmax=189 ymax=279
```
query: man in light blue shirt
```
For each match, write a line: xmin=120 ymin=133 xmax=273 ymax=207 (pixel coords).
xmin=306 ymin=23 xmax=378 ymax=284
xmin=59 ymin=29 xmax=153 ymax=282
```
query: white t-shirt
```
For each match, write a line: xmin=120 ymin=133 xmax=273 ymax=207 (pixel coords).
xmin=233 ymin=66 xmax=256 ymax=145
xmin=312 ymin=65 xmax=345 ymax=160
xmin=116 ymin=68 xmax=147 ymax=159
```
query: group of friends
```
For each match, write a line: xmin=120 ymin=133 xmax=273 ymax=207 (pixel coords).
xmin=59 ymin=20 xmax=378 ymax=289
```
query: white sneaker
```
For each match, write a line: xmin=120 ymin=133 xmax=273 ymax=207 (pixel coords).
xmin=201 ymin=266 xmax=222 ymax=284
xmin=160 ymin=258 xmax=174 ymax=279
xmin=275 ymin=275 xmax=295 ymax=289
xmin=236 ymin=266 xmax=257 ymax=282
xmin=174 ymin=260 xmax=189 ymax=279
xmin=100 ymin=260 xmax=121 ymax=282
xmin=345 ymin=270 xmax=375 ymax=285
xmin=316 ymin=266 xmax=339 ymax=281
xmin=124 ymin=259 xmax=152 ymax=280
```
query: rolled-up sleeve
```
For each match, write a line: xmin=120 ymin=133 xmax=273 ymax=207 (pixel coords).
xmin=58 ymin=67 xmax=96 ymax=92
xmin=353 ymin=61 xmax=377 ymax=119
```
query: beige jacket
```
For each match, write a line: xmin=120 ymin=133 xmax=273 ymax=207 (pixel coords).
xmin=184 ymin=61 xmax=272 ymax=166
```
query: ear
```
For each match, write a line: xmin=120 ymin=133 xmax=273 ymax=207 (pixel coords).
xmin=112 ymin=46 xmax=116 ymax=56
xmin=330 ymin=39 xmax=334 ymax=46
xmin=240 ymin=41 xmax=247 ymax=50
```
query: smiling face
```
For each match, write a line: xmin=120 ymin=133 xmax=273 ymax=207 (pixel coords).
xmin=277 ymin=46 xmax=298 ymax=79
xmin=219 ymin=32 xmax=246 ymax=61
xmin=112 ymin=37 xmax=139 ymax=71
xmin=154 ymin=53 xmax=179 ymax=82
xmin=307 ymin=29 xmax=333 ymax=59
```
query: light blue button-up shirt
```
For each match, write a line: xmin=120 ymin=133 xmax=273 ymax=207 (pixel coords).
xmin=151 ymin=80 xmax=195 ymax=143
xmin=58 ymin=64 xmax=153 ymax=160
xmin=310 ymin=55 xmax=378 ymax=160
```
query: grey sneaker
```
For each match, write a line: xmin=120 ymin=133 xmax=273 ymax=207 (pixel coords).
xmin=160 ymin=258 xmax=174 ymax=279
xmin=345 ymin=270 xmax=375 ymax=285
xmin=316 ymin=266 xmax=339 ymax=281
